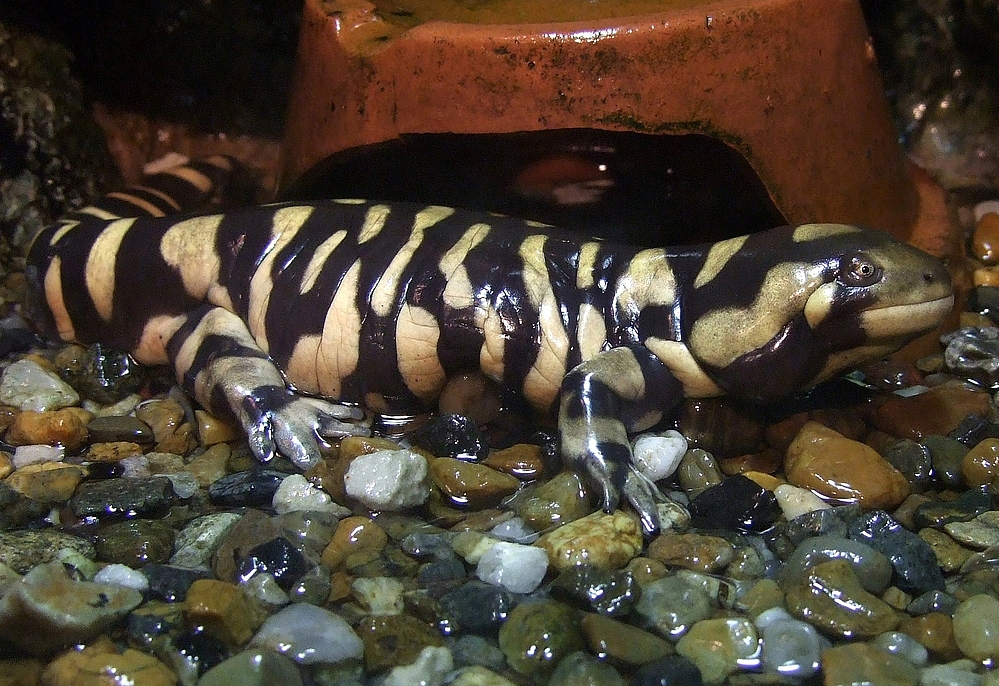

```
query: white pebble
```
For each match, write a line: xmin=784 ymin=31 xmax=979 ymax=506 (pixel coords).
xmin=0 ymin=359 xmax=79 ymax=411
xmin=272 ymin=474 xmax=343 ymax=514
xmin=251 ymin=603 xmax=363 ymax=664
xmin=93 ymin=564 xmax=149 ymax=593
xmin=351 ymin=577 xmax=404 ymax=615
xmin=118 ymin=455 xmax=151 ymax=478
xmin=165 ymin=472 xmax=199 ymax=499
xmin=12 ymin=444 xmax=64 ymax=468
xmin=343 ymin=449 xmax=430 ymax=510
xmin=476 ymin=541 xmax=548 ymax=594
xmin=383 ymin=646 xmax=453 ymax=686
xmin=754 ymin=606 xmax=794 ymax=630
xmin=774 ymin=484 xmax=832 ymax=520
xmin=920 ymin=661 xmax=984 ymax=686
xmin=489 ymin=517 xmax=538 ymax=544
xmin=632 ymin=431 xmax=687 ymax=482
xmin=241 ymin=572 xmax=290 ymax=608
xmin=760 ymin=617 xmax=825 ymax=677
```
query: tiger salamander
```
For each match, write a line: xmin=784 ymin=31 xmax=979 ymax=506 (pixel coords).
xmin=24 ymin=157 xmax=954 ymax=533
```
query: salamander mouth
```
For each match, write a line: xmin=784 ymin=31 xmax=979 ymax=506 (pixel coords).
xmin=860 ymin=294 xmax=955 ymax=340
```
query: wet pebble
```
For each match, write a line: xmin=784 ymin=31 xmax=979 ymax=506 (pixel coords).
xmin=942 ymin=327 xmax=999 ymax=387
xmin=923 ymin=434 xmax=970 ymax=488
xmin=86 ymin=414 xmax=154 ymax=444
xmin=848 ymin=510 xmax=945 ymax=594
xmin=919 ymin=528 xmax=973 ymax=572
xmin=184 ymin=578 xmax=262 ymax=646
xmin=497 ymin=600 xmax=583 ymax=677
xmin=351 ymin=576 xmax=404 ymax=615
xmin=440 ymin=580 xmax=513 ymax=636
xmin=944 ymin=510 xmax=999 ymax=549
xmin=320 ymin=516 xmax=388 ymax=571
xmin=871 ymin=630 xmax=928 ymax=666
xmin=755 ymin=607 xmax=824 ymax=677
xmin=86 ymin=440 xmax=143 ymax=462
xmin=481 ymin=443 xmax=545 ymax=480
xmin=237 ymin=536 xmax=308 ymax=590
xmin=169 ymin=512 xmax=242 ymax=569
xmin=70 ymin=475 xmax=176 ymax=517
xmin=580 ymin=613 xmax=672 ymax=665
xmin=548 ymin=650 xmax=625 ymax=685
xmin=537 ymin=509 xmax=643 ymax=572
xmin=647 ymin=532 xmax=734 ymax=573
xmin=5 ymin=461 xmax=85 ymax=503
xmin=516 ymin=470 xmax=593 ymax=530
xmin=883 ymin=439 xmax=934 ymax=492
xmin=0 ymin=359 xmax=79 ymax=411
xmin=784 ymin=559 xmax=899 ymax=639
xmin=873 ymin=384 xmax=991 ymax=440
xmin=774 ymin=483 xmax=832 ymax=520
xmin=7 ymin=408 xmax=88 ymax=450
xmin=899 ymin=612 xmax=962 ymax=662
xmin=920 ymin=662 xmax=984 ymax=686
xmin=383 ymin=645 xmax=452 ymax=686
xmin=632 ymin=430 xmax=688 ymax=481
xmin=11 ymin=443 xmax=65 ymax=468
xmin=272 ymin=473 xmax=347 ymax=515
xmin=630 ymin=655 xmax=703 ymax=686
xmin=410 ymin=413 xmax=488 ymax=460
xmin=343 ymin=449 xmax=431 ymax=510
xmin=0 ymin=561 xmax=142 ymax=655
xmin=0 ymin=529 xmax=94 ymax=573
xmin=143 ymin=563 xmax=213 ymax=602
xmin=429 ymin=456 xmax=520 ymax=509
xmin=907 ymin=590 xmax=960 ymax=617
xmin=93 ymin=563 xmax=150 ymax=593
xmin=952 ymin=594 xmax=999 ymax=661
xmin=43 ymin=641 xmax=177 ymax=686
xmin=633 ymin=575 xmax=713 ymax=639
xmin=475 ymin=540 xmax=547 ymax=593
xmin=779 ymin=535 xmax=894 ymax=595
xmin=186 ymin=443 xmax=230 ymax=486
xmin=676 ymin=448 xmax=723 ymax=497
xmin=357 ymin=614 xmax=446 ymax=672
xmin=550 ymin=564 xmax=639 ymax=616
xmin=675 ymin=617 xmax=759 ymax=685
xmin=688 ymin=474 xmax=780 ymax=533
xmin=208 ymin=468 xmax=288 ymax=507
xmin=785 ymin=421 xmax=910 ymax=510
xmin=198 ymin=649 xmax=303 ymax=686
xmin=962 ymin=437 xmax=999 ymax=487
xmin=95 ymin=519 xmax=176 ymax=567
xmin=250 ymin=603 xmax=363 ymax=664
xmin=821 ymin=642 xmax=919 ymax=686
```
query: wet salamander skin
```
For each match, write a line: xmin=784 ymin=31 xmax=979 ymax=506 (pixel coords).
xmin=25 ymin=157 xmax=954 ymax=533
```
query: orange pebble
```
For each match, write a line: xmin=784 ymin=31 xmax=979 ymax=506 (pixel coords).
xmin=973 ymin=212 xmax=999 ymax=264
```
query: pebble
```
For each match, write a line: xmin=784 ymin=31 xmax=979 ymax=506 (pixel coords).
xmin=208 ymin=468 xmax=288 ymax=507
xmin=320 ymin=516 xmax=388 ymax=570
xmin=630 ymin=655 xmax=703 ymax=686
xmin=142 ymin=564 xmax=212 ymax=602
xmin=632 ymin=430 xmax=688 ymax=481
xmin=357 ymin=614 xmax=446 ymax=672
xmin=944 ymin=510 xmax=999 ymax=549
xmin=4 ymin=461 xmax=85 ymax=502
xmin=0 ymin=529 xmax=94 ymax=573
xmin=0 ymin=359 xmax=79 ymax=411
xmin=647 ymin=532 xmax=735 ymax=573
xmin=848 ymin=510 xmax=946 ymax=594
xmin=633 ymin=575 xmax=713 ymax=639
xmin=170 ymin=512 xmax=243 ymax=569
xmin=70 ymin=475 xmax=176 ymax=517
xmin=439 ymin=580 xmax=513 ymax=635
xmin=198 ymin=649 xmax=303 ymax=686
xmin=952 ymin=594 xmax=999 ymax=661
xmin=516 ymin=470 xmax=594 ymax=530
xmin=450 ymin=666 xmax=518 ymax=686
xmin=194 ymin=408 xmax=239 ymax=446
xmin=923 ymin=434 xmax=970 ymax=488
xmin=475 ymin=540 xmax=548 ymax=593
xmin=688 ymin=474 xmax=780 ymax=533
xmin=86 ymin=440 xmax=143 ymax=462
xmin=242 ymin=572 xmax=290 ymax=608
xmin=872 ymin=630 xmax=928 ymax=666
xmin=42 ymin=642 xmax=177 ymax=686
xmin=919 ymin=528 xmax=973 ymax=572
xmin=675 ymin=617 xmax=760 ymax=685
xmin=0 ymin=561 xmax=142 ymax=655
xmin=489 ymin=516 xmax=538 ymax=544
xmin=779 ymin=535 xmax=894 ymax=595
xmin=86 ymin=414 xmax=154 ymax=444
xmin=882 ymin=439 xmax=934 ymax=492
xmin=547 ymin=650 xmax=625 ymax=685
xmin=920 ymin=661 xmax=984 ymax=686
xmin=962 ymin=437 xmax=999 ymax=487
xmin=381 ymin=646 xmax=452 ymax=686
xmin=676 ymin=448 xmax=724 ymax=497
xmin=7 ymin=408 xmax=88 ymax=450
xmin=351 ymin=576 xmax=405 ymax=615
xmin=497 ymin=600 xmax=583 ymax=676
xmin=899 ymin=612 xmax=963 ymax=662
xmin=536 ymin=510 xmax=643 ymax=571
xmin=343 ymin=449 xmax=430 ymax=510
xmin=784 ymin=559 xmax=899 ymax=639
xmin=410 ymin=413 xmax=488 ymax=460
xmin=821 ymin=642 xmax=919 ymax=686
xmin=872 ymin=384 xmax=991 ymax=440
xmin=92 ymin=563 xmax=150 ymax=593
xmin=774 ymin=483 xmax=832 ymax=520
xmin=250 ymin=603 xmax=363 ymax=664
xmin=907 ymin=590 xmax=960 ymax=617
xmin=11 ymin=443 xmax=65 ymax=468
xmin=785 ymin=421 xmax=910 ymax=510
xmin=756 ymin=608 xmax=825 ymax=677
xmin=429 ymin=456 xmax=520 ymax=509
xmin=550 ymin=564 xmax=639 ymax=616
xmin=481 ymin=443 xmax=545 ymax=479
xmin=95 ymin=518 xmax=176 ymax=567
xmin=973 ymin=211 xmax=999 ymax=263
xmin=272 ymin=473 xmax=347 ymax=515
xmin=237 ymin=536 xmax=308 ymax=590
xmin=186 ymin=442 xmax=230 ymax=486
xmin=278 ymin=509 xmax=339 ymax=558
xmin=183 ymin=578 xmax=262 ymax=646
xmin=580 ymin=613 xmax=672 ymax=665
xmin=943 ymin=327 xmax=999 ymax=387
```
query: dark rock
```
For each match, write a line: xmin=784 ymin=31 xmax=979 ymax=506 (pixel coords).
xmin=913 ymin=487 xmax=996 ymax=528
xmin=400 ymin=531 xmax=457 ymax=560
xmin=143 ymin=563 xmax=213 ymax=602
xmin=409 ymin=413 xmax=488 ymax=461
xmin=126 ymin=600 xmax=184 ymax=646
xmin=439 ymin=580 xmax=513 ymax=636
xmin=95 ymin=518 xmax=176 ymax=567
xmin=630 ymin=654 xmax=703 ymax=686
xmin=882 ymin=440 xmax=933 ymax=492
xmin=847 ymin=510 xmax=945 ymax=594
xmin=0 ymin=316 xmax=38 ymax=358
xmin=941 ymin=327 xmax=999 ymax=388
xmin=208 ymin=469 xmax=287 ymax=507
xmin=967 ymin=286 xmax=999 ymax=322
xmin=175 ymin=627 xmax=229 ymax=677
xmin=237 ymin=536 xmax=308 ymax=591
xmin=0 ymin=481 xmax=49 ymax=531
xmin=948 ymin=414 xmax=999 ymax=446
xmin=87 ymin=415 xmax=155 ymax=444
xmin=59 ymin=343 xmax=145 ymax=404
xmin=70 ymin=476 xmax=176 ymax=517
xmin=782 ymin=505 xmax=860 ymax=545
xmin=417 ymin=556 xmax=468 ymax=595
xmin=921 ymin=434 xmax=969 ymax=487
xmin=907 ymin=589 xmax=959 ymax=617
xmin=0 ymin=529 xmax=94 ymax=574
xmin=689 ymin=474 xmax=780 ymax=533
xmin=550 ymin=564 xmax=640 ymax=616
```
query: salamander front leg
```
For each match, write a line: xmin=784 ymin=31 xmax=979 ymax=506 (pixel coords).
xmin=558 ymin=346 xmax=683 ymax=535
xmin=167 ymin=305 xmax=369 ymax=469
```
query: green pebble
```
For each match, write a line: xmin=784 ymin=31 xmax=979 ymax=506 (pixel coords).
xmin=199 ymin=648 xmax=303 ymax=686
xmin=498 ymin=600 xmax=584 ymax=676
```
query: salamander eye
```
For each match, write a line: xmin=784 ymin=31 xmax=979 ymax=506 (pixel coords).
xmin=839 ymin=252 xmax=882 ymax=287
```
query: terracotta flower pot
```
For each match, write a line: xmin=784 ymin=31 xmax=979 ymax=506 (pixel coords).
xmin=281 ymin=0 xmax=956 ymax=255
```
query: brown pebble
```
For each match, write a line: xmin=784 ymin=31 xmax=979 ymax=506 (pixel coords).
xmin=974 ymin=267 xmax=999 ymax=287
xmin=482 ymin=443 xmax=545 ymax=480
xmin=785 ymin=421 xmax=910 ymax=510
xmin=647 ymin=532 xmax=735 ymax=573
xmin=580 ymin=613 xmax=673 ymax=664
xmin=872 ymin=385 xmax=991 ymax=440
xmin=429 ymin=457 xmax=521 ymax=509
xmin=4 ymin=462 xmax=87 ymax=502
xmin=0 ymin=452 xmax=11 ymax=480
xmin=898 ymin=612 xmax=963 ymax=661
xmin=719 ymin=449 xmax=782 ymax=476
xmin=626 ymin=556 xmax=668 ymax=587
xmin=536 ymin=510 xmax=643 ymax=571
xmin=195 ymin=409 xmax=239 ymax=447
xmin=962 ymin=437 xmax=999 ymax=488
xmin=187 ymin=443 xmax=231 ymax=487
xmin=321 ymin=516 xmax=388 ymax=570
xmin=974 ymin=212 xmax=999 ymax=264
xmin=6 ymin=409 xmax=88 ymax=450
xmin=86 ymin=441 xmax=143 ymax=462
xmin=184 ymin=579 xmax=262 ymax=646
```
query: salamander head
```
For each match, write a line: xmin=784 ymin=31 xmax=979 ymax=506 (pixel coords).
xmin=687 ymin=223 xmax=954 ymax=400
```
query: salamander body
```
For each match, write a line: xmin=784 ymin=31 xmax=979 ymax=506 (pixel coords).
xmin=25 ymin=157 xmax=954 ymax=532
